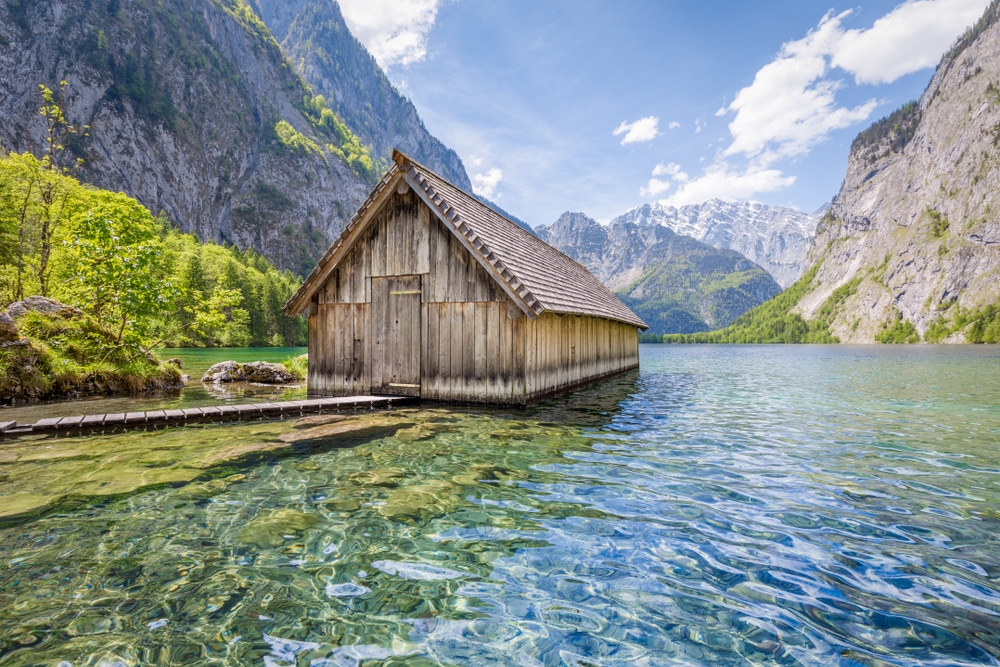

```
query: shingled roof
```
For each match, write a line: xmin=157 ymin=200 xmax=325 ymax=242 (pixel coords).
xmin=285 ymin=150 xmax=647 ymax=330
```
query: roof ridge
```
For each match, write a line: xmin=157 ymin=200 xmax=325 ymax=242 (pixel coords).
xmin=407 ymin=167 xmax=543 ymax=316
xmin=287 ymin=150 xmax=647 ymax=330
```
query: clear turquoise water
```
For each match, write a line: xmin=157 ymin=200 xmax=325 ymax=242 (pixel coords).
xmin=1 ymin=345 xmax=999 ymax=666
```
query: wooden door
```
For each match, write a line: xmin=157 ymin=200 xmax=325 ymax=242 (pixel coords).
xmin=371 ymin=275 xmax=422 ymax=396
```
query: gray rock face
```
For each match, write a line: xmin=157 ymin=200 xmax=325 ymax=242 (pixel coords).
xmin=794 ymin=8 xmax=1000 ymax=342
xmin=0 ymin=312 xmax=19 ymax=343
xmin=253 ymin=0 xmax=473 ymax=192
xmin=0 ymin=0 xmax=370 ymax=276
xmin=7 ymin=296 xmax=83 ymax=320
xmin=610 ymin=200 xmax=819 ymax=289
xmin=535 ymin=212 xmax=781 ymax=333
xmin=202 ymin=360 xmax=296 ymax=384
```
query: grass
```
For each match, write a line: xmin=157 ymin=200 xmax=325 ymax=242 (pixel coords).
xmin=0 ymin=309 xmax=182 ymax=403
xmin=282 ymin=353 xmax=307 ymax=380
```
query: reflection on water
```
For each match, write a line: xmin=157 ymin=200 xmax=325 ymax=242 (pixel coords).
xmin=0 ymin=347 xmax=307 ymax=425
xmin=1 ymin=345 xmax=1000 ymax=665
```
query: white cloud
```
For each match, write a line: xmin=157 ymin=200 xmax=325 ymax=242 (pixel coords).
xmin=668 ymin=121 xmax=681 ymax=129
xmin=337 ymin=0 xmax=441 ymax=68
xmin=721 ymin=11 xmax=876 ymax=164
xmin=652 ymin=162 xmax=688 ymax=182
xmin=661 ymin=164 xmax=796 ymax=208
xmin=640 ymin=178 xmax=672 ymax=197
xmin=613 ymin=116 xmax=660 ymax=144
xmin=720 ymin=0 xmax=987 ymax=166
xmin=472 ymin=167 xmax=503 ymax=200
xmin=832 ymin=0 xmax=990 ymax=84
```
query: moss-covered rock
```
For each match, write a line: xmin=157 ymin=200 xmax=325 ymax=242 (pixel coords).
xmin=0 ymin=297 xmax=182 ymax=403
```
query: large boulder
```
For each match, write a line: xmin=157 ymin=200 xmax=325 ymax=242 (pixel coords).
xmin=201 ymin=360 xmax=296 ymax=384
xmin=7 ymin=296 xmax=83 ymax=320
xmin=242 ymin=361 xmax=296 ymax=384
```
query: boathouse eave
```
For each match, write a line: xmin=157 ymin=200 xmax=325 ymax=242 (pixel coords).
xmin=283 ymin=164 xmax=538 ymax=323
xmin=283 ymin=166 xmax=406 ymax=318
xmin=398 ymin=170 xmax=538 ymax=322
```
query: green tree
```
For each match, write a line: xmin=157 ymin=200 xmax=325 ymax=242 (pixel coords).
xmin=58 ymin=191 xmax=173 ymax=344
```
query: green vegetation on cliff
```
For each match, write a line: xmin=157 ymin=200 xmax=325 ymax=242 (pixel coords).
xmin=0 ymin=150 xmax=305 ymax=349
xmin=655 ymin=266 xmax=839 ymax=343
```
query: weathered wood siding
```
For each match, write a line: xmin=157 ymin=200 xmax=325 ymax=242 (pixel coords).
xmin=308 ymin=188 xmax=640 ymax=404
xmin=524 ymin=313 xmax=639 ymax=402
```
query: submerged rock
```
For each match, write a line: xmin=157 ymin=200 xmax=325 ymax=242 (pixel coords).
xmin=201 ymin=360 xmax=297 ymax=384
xmin=236 ymin=509 xmax=321 ymax=549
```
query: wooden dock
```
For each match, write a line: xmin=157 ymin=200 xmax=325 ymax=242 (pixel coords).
xmin=0 ymin=395 xmax=414 ymax=438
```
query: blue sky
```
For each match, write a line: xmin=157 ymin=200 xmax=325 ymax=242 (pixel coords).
xmin=337 ymin=0 xmax=989 ymax=226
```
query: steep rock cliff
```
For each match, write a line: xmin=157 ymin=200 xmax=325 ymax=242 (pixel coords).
xmin=796 ymin=2 xmax=1000 ymax=342
xmin=0 ymin=0 xmax=371 ymax=275
xmin=537 ymin=212 xmax=781 ymax=334
xmin=612 ymin=200 xmax=818 ymax=289
xmin=251 ymin=0 xmax=473 ymax=192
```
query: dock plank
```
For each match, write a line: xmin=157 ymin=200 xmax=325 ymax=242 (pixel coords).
xmin=32 ymin=417 xmax=63 ymax=430
xmin=4 ymin=395 xmax=416 ymax=438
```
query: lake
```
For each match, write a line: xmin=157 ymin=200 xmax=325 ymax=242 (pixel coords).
xmin=1 ymin=345 xmax=999 ymax=665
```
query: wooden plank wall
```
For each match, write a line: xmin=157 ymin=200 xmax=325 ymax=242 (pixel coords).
xmin=307 ymin=188 xmax=640 ymax=403
xmin=420 ymin=301 xmax=526 ymax=404
xmin=308 ymin=303 xmax=370 ymax=395
xmin=420 ymin=214 xmax=522 ymax=403
xmin=524 ymin=313 xmax=639 ymax=402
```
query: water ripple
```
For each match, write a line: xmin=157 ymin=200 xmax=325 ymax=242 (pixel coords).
xmin=2 ymin=346 xmax=1000 ymax=665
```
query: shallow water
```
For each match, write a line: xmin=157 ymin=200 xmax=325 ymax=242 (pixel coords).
xmin=1 ymin=345 xmax=999 ymax=666
xmin=0 ymin=347 xmax=307 ymax=425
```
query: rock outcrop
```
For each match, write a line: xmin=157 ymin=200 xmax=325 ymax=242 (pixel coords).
xmin=536 ymin=212 xmax=781 ymax=334
xmin=793 ymin=2 xmax=1000 ymax=342
xmin=252 ymin=0 xmax=473 ymax=192
xmin=202 ymin=360 xmax=297 ymax=384
xmin=0 ymin=0 xmax=372 ymax=276
xmin=610 ymin=200 xmax=819 ymax=289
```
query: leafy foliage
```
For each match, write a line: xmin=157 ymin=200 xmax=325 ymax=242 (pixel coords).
xmin=0 ymin=309 xmax=182 ymax=402
xmin=273 ymin=120 xmax=324 ymax=159
xmin=659 ymin=265 xmax=839 ymax=344
xmin=301 ymin=94 xmax=382 ymax=180
xmin=924 ymin=302 xmax=1000 ymax=343
xmin=926 ymin=207 xmax=950 ymax=238
xmin=0 ymin=149 xmax=306 ymax=350
xmin=876 ymin=311 xmax=921 ymax=344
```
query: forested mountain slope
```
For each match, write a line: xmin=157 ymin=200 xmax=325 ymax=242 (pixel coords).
xmin=536 ymin=212 xmax=781 ymax=334
xmin=612 ymin=200 xmax=818 ymax=289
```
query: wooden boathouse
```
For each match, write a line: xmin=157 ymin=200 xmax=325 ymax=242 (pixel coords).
xmin=284 ymin=150 xmax=647 ymax=405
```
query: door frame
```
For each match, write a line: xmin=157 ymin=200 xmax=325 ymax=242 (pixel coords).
xmin=370 ymin=275 xmax=422 ymax=396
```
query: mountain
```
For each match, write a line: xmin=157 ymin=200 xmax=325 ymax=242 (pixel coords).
xmin=250 ymin=0 xmax=473 ymax=191
xmin=0 ymin=0 xmax=378 ymax=275
xmin=788 ymin=1 xmax=1000 ymax=342
xmin=611 ymin=199 xmax=819 ymax=289
xmin=536 ymin=212 xmax=781 ymax=334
